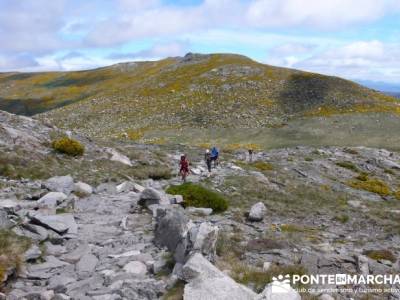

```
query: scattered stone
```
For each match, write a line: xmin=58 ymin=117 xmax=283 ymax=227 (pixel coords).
xmin=138 ymin=188 xmax=170 ymax=207
xmin=95 ymin=183 xmax=117 ymax=194
xmin=30 ymin=213 xmax=77 ymax=237
xmin=108 ymin=250 xmax=141 ymax=258
xmin=24 ymin=245 xmax=42 ymax=261
xmin=0 ymin=208 xmax=12 ymax=229
xmin=76 ymin=253 xmax=98 ymax=277
xmin=106 ymin=148 xmax=132 ymax=166
xmin=116 ymin=181 xmax=135 ymax=193
xmin=186 ymin=207 xmax=213 ymax=216
xmin=169 ymin=195 xmax=184 ymax=205
xmin=38 ymin=192 xmax=67 ymax=208
xmin=43 ymin=175 xmax=74 ymax=195
xmin=248 ymin=202 xmax=266 ymax=222
xmin=73 ymin=182 xmax=93 ymax=196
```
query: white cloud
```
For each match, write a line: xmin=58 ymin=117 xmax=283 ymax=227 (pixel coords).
xmin=246 ymin=0 xmax=399 ymax=28
xmin=294 ymin=40 xmax=400 ymax=82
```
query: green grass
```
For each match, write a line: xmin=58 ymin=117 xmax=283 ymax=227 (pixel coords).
xmin=230 ymin=262 xmax=308 ymax=293
xmin=166 ymin=183 xmax=228 ymax=213
xmin=163 ymin=280 xmax=185 ymax=300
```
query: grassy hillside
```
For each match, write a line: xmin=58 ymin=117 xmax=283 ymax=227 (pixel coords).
xmin=0 ymin=53 xmax=399 ymax=143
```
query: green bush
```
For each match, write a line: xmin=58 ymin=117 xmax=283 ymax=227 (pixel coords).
xmin=166 ymin=183 xmax=229 ymax=213
xmin=52 ymin=137 xmax=85 ymax=156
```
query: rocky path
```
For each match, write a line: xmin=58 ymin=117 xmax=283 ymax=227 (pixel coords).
xmin=8 ymin=190 xmax=168 ymax=300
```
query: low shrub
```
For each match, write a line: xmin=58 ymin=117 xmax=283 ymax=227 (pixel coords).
xmin=166 ymin=183 xmax=229 ymax=213
xmin=395 ymin=190 xmax=400 ymax=201
xmin=364 ymin=249 xmax=397 ymax=263
xmin=347 ymin=178 xmax=391 ymax=196
xmin=52 ymin=137 xmax=85 ymax=156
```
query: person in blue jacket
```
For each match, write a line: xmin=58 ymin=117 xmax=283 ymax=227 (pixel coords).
xmin=211 ymin=146 xmax=219 ymax=168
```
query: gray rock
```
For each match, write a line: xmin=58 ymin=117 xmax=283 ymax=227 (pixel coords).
xmin=73 ymin=182 xmax=93 ymax=196
xmin=169 ymin=195 xmax=184 ymax=205
xmin=116 ymin=181 xmax=144 ymax=193
xmin=138 ymin=188 xmax=170 ymax=207
xmin=28 ymin=256 xmax=69 ymax=273
xmin=44 ymin=242 xmax=67 ymax=256
xmin=248 ymin=202 xmax=266 ymax=222
xmin=174 ymin=221 xmax=218 ymax=264
xmin=30 ymin=213 xmax=77 ymax=237
xmin=96 ymin=183 xmax=117 ymax=194
xmin=106 ymin=148 xmax=132 ymax=166
xmin=38 ymin=192 xmax=67 ymax=208
xmin=61 ymin=242 xmax=90 ymax=263
xmin=123 ymin=261 xmax=148 ymax=276
xmin=186 ymin=207 xmax=213 ymax=216
xmin=24 ymin=245 xmax=42 ymax=261
xmin=257 ymin=281 xmax=301 ymax=300
xmin=0 ymin=208 xmax=12 ymax=229
xmin=76 ymin=253 xmax=98 ymax=277
xmin=182 ymin=253 xmax=257 ymax=300
xmin=43 ymin=175 xmax=74 ymax=195
xmin=18 ymin=224 xmax=49 ymax=241
xmin=48 ymin=275 xmax=76 ymax=293
xmin=53 ymin=294 xmax=71 ymax=300
xmin=154 ymin=206 xmax=190 ymax=253
xmin=356 ymin=255 xmax=370 ymax=276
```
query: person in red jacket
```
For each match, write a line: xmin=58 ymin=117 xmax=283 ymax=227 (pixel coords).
xmin=179 ymin=154 xmax=190 ymax=182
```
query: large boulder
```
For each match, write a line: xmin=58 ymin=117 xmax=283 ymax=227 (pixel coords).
xmin=38 ymin=192 xmax=68 ymax=208
xmin=138 ymin=188 xmax=170 ymax=207
xmin=73 ymin=182 xmax=93 ymax=197
xmin=175 ymin=222 xmax=219 ymax=263
xmin=182 ymin=253 xmax=257 ymax=300
xmin=43 ymin=176 xmax=74 ymax=195
xmin=154 ymin=206 xmax=191 ymax=253
xmin=248 ymin=202 xmax=267 ymax=222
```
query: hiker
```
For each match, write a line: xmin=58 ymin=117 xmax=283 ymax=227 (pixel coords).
xmin=211 ymin=146 xmax=219 ymax=168
xmin=205 ymin=149 xmax=212 ymax=173
xmin=179 ymin=154 xmax=190 ymax=182
xmin=248 ymin=148 xmax=254 ymax=162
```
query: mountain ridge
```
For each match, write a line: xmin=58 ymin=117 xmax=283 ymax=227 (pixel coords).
xmin=0 ymin=53 xmax=399 ymax=141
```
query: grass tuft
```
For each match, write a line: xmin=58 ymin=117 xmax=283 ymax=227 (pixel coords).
xmin=364 ymin=249 xmax=397 ymax=263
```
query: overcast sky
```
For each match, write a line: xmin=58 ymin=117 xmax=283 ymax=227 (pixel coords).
xmin=1 ymin=0 xmax=400 ymax=84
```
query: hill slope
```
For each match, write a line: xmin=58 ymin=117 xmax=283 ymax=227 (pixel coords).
xmin=0 ymin=53 xmax=399 ymax=140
